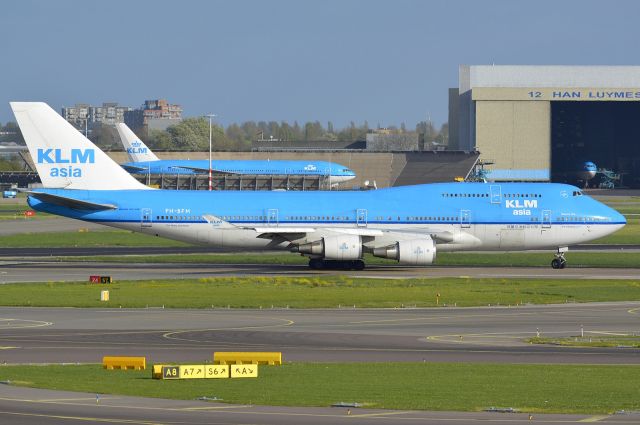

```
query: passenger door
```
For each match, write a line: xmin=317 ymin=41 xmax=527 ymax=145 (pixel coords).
xmin=542 ymin=210 xmax=552 ymax=229
xmin=490 ymin=185 xmax=502 ymax=204
xmin=267 ymin=208 xmax=278 ymax=227
xmin=460 ymin=209 xmax=471 ymax=229
xmin=356 ymin=209 xmax=367 ymax=227
xmin=141 ymin=208 xmax=152 ymax=228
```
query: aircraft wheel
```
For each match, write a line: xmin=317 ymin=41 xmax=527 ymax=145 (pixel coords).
xmin=551 ymin=258 xmax=562 ymax=269
xmin=354 ymin=260 xmax=365 ymax=270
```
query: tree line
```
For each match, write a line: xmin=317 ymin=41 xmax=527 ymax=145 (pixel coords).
xmin=142 ymin=118 xmax=449 ymax=151
xmin=0 ymin=119 xmax=449 ymax=152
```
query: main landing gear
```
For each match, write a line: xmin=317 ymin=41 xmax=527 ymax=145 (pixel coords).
xmin=308 ymin=258 xmax=365 ymax=270
xmin=551 ymin=247 xmax=568 ymax=269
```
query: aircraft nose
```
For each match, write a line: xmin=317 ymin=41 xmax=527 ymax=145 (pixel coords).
xmin=614 ymin=208 xmax=626 ymax=225
xmin=606 ymin=204 xmax=626 ymax=226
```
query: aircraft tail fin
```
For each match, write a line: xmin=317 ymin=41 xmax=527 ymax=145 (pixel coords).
xmin=10 ymin=102 xmax=150 ymax=190
xmin=116 ymin=123 xmax=159 ymax=162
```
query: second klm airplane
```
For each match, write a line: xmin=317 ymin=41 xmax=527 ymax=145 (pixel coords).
xmin=14 ymin=103 xmax=626 ymax=270
xmin=116 ymin=123 xmax=356 ymax=185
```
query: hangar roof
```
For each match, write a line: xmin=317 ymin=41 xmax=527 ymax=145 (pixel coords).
xmin=460 ymin=65 xmax=640 ymax=93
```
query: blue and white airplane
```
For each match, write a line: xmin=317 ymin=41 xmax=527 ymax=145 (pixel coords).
xmin=116 ymin=123 xmax=356 ymax=185
xmin=14 ymin=103 xmax=626 ymax=270
xmin=577 ymin=161 xmax=598 ymax=182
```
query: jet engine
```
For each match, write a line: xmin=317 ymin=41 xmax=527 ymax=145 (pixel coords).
xmin=296 ymin=234 xmax=362 ymax=260
xmin=372 ymin=237 xmax=436 ymax=265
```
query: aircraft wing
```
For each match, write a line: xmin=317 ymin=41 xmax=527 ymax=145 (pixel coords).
xmin=202 ymin=217 xmax=456 ymax=245
xmin=27 ymin=191 xmax=117 ymax=210
xmin=252 ymin=227 xmax=316 ymax=234
xmin=250 ymin=226 xmax=456 ymax=244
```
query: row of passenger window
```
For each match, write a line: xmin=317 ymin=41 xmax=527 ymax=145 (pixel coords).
xmin=400 ymin=216 xmax=457 ymax=222
xmin=286 ymin=216 xmax=351 ymax=221
xmin=440 ymin=193 xmax=543 ymax=198
xmin=557 ymin=216 xmax=608 ymax=222
xmin=504 ymin=193 xmax=542 ymax=198
xmin=441 ymin=193 xmax=488 ymax=198
xmin=156 ymin=215 xmax=199 ymax=221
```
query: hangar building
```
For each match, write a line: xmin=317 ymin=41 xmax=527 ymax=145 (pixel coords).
xmin=449 ymin=65 xmax=640 ymax=186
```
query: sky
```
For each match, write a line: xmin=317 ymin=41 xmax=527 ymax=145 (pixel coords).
xmin=1 ymin=0 xmax=639 ymax=129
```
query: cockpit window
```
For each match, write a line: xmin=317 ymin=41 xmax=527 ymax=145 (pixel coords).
xmin=572 ymin=191 xmax=583 ymax=196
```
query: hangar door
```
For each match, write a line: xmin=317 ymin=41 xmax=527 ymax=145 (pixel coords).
xmin=551 ymin=101 xmax=640 ymax=186
xmin=475 ymin=100 xmax=550 ymax=180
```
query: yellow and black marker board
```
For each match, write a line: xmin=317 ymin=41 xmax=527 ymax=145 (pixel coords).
xmin=159 ymin=364 xmax=251 ymax=379
xmin=230 ymin=364 xmax=258 ymax=378
xmin=162 ymin=366 xmax=180 ymax=380
xmin=179 ymin=365 xmax=205 ymax=379
xmin=205 ymin=365 xmax=230 ymax=378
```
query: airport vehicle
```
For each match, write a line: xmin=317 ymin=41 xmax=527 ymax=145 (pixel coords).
xmin=13 ymin=102 xmax=626 ymax=270
xmin=116 ymin=123 xmax=356 ymax=184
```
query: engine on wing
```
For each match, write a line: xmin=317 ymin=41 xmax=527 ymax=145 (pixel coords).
xmin=372 ymin=238 xmax=436 ymax=265
xmin=296 ymin=234 xmax=362 ymax=260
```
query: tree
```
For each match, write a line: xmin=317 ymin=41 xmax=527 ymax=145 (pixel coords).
xmin=90 ymin=123 xmax=118 ymax=148
xmin=416 ymin=120 xmax=437 ymax=143
xmin=327 ymin=121 xmax=334 ymax=134
xmin=435 ymin=123 xmax=449 ymax=146
xmin=166 ymin=118 xmax=211 ymax=150
xmin=146 ymin=129 xmax=173 ymax=150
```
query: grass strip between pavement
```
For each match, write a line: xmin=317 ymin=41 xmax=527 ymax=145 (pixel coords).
xmin=0 ymin=277 xmax=638 ymax=308
xmin=0 ymin=363 xmax=639 ymax=414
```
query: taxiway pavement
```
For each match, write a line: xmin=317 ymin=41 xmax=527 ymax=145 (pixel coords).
xmin=0 ymin=303 xmax=638 ymax=365
xmin=3 ymin=385 xmax=637 ymax=425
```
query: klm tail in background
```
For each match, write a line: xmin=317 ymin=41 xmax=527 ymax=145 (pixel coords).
xmin=116 ymin=123 xmax=159 ymax=163
xmin=10 ymin=102 xmax=149 ymax=191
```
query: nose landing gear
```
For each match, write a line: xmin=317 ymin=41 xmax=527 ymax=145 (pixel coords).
xmin=551 ymin=247 xmax=568 ymax=269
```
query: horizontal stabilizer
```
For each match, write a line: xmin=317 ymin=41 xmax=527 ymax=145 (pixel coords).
xmin=121 ymin=164 xmax=149 ymax=173
xmin=27 ymin=191 xmax=117 ymax=210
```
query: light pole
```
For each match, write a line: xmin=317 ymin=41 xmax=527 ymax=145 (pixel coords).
xmin=205 ymin=114 xmax=217 ymax=191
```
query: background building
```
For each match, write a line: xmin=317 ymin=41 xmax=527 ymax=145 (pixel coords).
xmin=124 ymin=99 xmax=182 ymax=134
xmin=450 ymin=65 xmax=640 ymax=186
xmin=62 ymin=103 xmax=132 ymax=130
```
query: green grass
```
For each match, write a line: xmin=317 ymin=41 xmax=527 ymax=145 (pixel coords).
xmin=1 ymin=363 xmax=638 ymax=413
xmin=528 ymin=335 xmax=640 ymax=348
xmin=0 ymin=230 xmax=188 ymax=247
xmin=0 ymin=277 xmax=639 ymax=308
xmin=590 ymin=216 xmax=640 ymax=244
xmin=606 ymin=206 xmax=640 ymax=215
xmin=0 ymin=203 xmax=53 ymax=220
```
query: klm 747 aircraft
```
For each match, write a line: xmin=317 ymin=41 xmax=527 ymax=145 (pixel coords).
xmin=14 ymin=103 xmax=625 ymax=270
xmin=116 ymin=123 xmax=356 ymax=185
